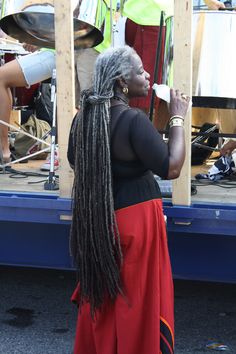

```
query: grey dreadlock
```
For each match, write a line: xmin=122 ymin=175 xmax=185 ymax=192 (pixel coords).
xmin=70 ymin=46 xmax=137 ymax=316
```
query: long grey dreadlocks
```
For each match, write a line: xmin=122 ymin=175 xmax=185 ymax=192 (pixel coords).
xmin=70 ymin=46 xmax=136 ymax=315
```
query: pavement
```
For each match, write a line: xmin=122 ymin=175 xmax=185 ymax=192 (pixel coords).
xmin=0 ymin=266 xmax=77 ymax=354
xmin=0 ymin=266 xmax=236 ymax=354
xmin=174 ymin=279 xmax=236 ymax=353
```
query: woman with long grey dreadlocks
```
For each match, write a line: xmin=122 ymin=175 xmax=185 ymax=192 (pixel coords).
xmin=67 ymin=45 xmax=190 ymax=354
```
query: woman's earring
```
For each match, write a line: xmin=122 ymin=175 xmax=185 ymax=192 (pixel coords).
xmin=122 ymin=87 xmax=129 ymax=95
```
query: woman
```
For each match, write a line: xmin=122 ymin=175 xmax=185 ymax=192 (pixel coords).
xmin=67 ymin=46 xmax=190 ymax=354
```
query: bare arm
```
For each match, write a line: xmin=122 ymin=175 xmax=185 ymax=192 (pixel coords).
xmin=204 ymin=0 xmax=225 ymax=9
xmin=73 ymin=0 xmax=82 ymax=17
xmin=220 ymin=140 xmax=236 ymax=156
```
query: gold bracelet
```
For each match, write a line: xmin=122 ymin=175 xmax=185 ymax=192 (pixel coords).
xmin=169 ymin=115 xmax=184 ymax=122
xmin=169 ymin=118 xmax=184 ymax=128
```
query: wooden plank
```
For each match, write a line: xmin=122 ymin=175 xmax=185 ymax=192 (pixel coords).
xmin=9 ymin=110 xmax=21 ymax=127
xmin=54 ymin=0 xmax=76 ymax=198
xmin=172 ymin=0 xmax=192 ymax=206
xmin=192 ymin=12 xmax=205 ymax=95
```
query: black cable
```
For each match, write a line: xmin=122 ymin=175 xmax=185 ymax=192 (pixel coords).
xmin=0 ymin=166 xmax=59 ymax=182
xmin=192 ymin=178 xmax=236 ymax=189
xmin=28 ymin=178 xmax=59 ymax=185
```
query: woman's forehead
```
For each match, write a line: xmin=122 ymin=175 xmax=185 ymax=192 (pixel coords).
xmin=130 ymin=53 xmax=143 ymax=70
xmin=132 ymin=53 xmax=142 ymax=65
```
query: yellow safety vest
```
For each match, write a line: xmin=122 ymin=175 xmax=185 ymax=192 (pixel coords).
xmin=95 ymin=0 xmax=118 ymax=53
xmin=122 ymin=0 xmax=173 ymax=26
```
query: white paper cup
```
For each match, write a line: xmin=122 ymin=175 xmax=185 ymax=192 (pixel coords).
xmin=152 ymin=84 xmax=170 ymax=103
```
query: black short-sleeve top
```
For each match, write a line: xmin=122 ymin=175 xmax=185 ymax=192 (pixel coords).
xmin=67 ymin=105 xmax=169 ymax=210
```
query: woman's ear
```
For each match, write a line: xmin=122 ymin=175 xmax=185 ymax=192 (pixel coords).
xmin=117 ymin=77 xmax=127 ymax=90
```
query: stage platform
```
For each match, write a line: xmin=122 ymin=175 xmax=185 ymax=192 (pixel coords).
xmin=0 ymin=159 xmax=59 ymax=195
xmin=1 ymin=157 xmax=236 ymax=205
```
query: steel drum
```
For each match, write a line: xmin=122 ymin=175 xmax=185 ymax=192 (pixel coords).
xmin=163 ymin=11 xmax=236 ymax=107
xmin=0 ymin=0 xmax=105 ymax=49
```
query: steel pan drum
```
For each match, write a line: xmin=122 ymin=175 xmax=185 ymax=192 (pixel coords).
xmin=0 ymin=0 xmax=105 ymax=49
xmin=163 ymin=11 xmax=236 ymax=105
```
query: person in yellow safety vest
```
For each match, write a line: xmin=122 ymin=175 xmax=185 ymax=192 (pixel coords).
xmin=74 ymin=0 xmax=118 ymax=109
xmin=122 ymin=0 xmax=173 ymax=127
xmin=122 ymin=0 xmax=173 ymax=26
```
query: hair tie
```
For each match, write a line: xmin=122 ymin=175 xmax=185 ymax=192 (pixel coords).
xmin=87 ymin=94 xmax=111 ymax=105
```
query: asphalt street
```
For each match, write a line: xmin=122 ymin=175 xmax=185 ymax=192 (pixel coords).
xmin=0 ymin=266 xmax=77 ymax=354
xmin=0 ymin=266 xmax=236 ymax=354
xmin=174 ymin=280 xmax=236 ymax=353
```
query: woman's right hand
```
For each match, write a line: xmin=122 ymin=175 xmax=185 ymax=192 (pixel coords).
xmin=168 ymin=88 xmax=191 ymax=120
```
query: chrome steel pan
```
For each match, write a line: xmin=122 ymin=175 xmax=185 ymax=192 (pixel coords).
xmin=163 ymin=11 xmax=236 ymax=100
xmin=0 ymin=0 xmax=105 ymax=49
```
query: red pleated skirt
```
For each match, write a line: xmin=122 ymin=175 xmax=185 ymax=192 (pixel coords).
xmin=125 ymin=19 xmax=166 ymax=110
xmin=72 ymin=199 xmax=174 ymax=354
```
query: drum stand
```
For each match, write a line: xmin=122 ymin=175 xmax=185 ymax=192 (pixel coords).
xmin=0 ymin=72 xmax=58 ymax=189
xmin=0 ymin=120 xmax=51 ymax=170
xmin=0 ymin=71 xmax=58 ymax=189
xmin=44 ymin=69 xmax=59 ymax=191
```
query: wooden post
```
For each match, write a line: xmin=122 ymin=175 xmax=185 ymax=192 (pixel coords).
xmin=54 ymin=0 xmax=76 ymax=198
xmin=172 ymin=0 xmax=192 ymax=206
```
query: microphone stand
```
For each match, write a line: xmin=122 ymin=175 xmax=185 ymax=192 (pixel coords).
xmin=0 ymin=140 xmax=6 ymax=173
xmin=44 ymin=68 xmax=59 ymax=190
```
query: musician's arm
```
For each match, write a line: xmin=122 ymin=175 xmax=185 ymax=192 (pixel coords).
xmin=204 ymin=0 xmax=226 ymax=9
xmin=73 ymin=0 xmax=82 ymax=17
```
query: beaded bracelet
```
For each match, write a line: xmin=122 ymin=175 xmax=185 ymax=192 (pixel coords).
xmin=169 ymin=115 xmax=184 ymax=122
xmin=169 ymin=117 xmax=184 ymax=128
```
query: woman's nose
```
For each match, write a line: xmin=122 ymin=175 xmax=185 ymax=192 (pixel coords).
xmin=145 ymin=71 xmax=150 ymax=79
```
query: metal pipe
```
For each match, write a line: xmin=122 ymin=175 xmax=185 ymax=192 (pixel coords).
xmin=149 ymin=11 xmax=164 ymax=121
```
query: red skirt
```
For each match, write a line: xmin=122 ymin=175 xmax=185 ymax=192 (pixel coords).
xmin=125 ymin=19 xmax=166 ymax=110
xmin=72 ymin=199 xmax=174 ymax=354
